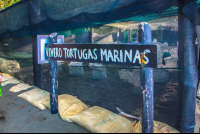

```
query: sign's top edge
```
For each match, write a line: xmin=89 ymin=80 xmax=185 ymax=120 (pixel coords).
xmin=52 ymin=43 xmax=158 ymax=46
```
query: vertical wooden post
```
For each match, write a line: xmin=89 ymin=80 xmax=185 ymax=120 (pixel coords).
xmin=32 ymin=36 xmax=42 ymax=89
xmin=177 ymin=0 xmax=198 ymax=133
xmin=90 ymin=26 xmax=94 ymax=44
xmin=128 ymin=29 xmax=131 ymax=43
xmin=49 ymin=33 xmax=59 ymax=114
xmin=30 ymin=1 xmax=42 ymax=89
xmin=137 ymin=22 xmax=154 ymax=133
xmin=197 ymin=26 xmax=200 ymax=46
xmin=197 ymin=26 xmax=200 ymax=67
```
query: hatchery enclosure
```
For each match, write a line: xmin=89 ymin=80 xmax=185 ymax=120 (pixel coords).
xmin=0 ymin=17 xmax=181 ymax=128
xmin=0 ymin=0 xmax=199 ymax=133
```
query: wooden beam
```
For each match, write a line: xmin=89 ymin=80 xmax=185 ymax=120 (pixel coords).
xmin=32 ymin=36 xmax=42 ymax=89
xmin=137 ymin=22 xmax=154 ymax=133
xmin=49 ymin=33 xmax=59 ymax=114
xmin=177 ymin=0 xmax=198 ymax=133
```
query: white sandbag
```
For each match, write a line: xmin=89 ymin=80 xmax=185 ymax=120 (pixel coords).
xmin=0 ymin=73 xmax=14 ymax=82
xmin=9 ymin=83 xmax=32 ymax=92
xmin=131 ymin=121 xmax=180 ymax=133
xmin=41 ymin=94 xmax=88 ymax=122
xmin=1 ymin=78 xmax=20 ymax=86
xmin=69 ymin=106 xmax=133 ymax=133
xmin=17 ymin=88 xmax=50 ymax=110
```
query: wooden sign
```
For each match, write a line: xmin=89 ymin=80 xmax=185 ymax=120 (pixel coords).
xmin=45 ymin=43 xmax=158 ymax=68
xmin=37 ymin=35 xmax=64 ymax=64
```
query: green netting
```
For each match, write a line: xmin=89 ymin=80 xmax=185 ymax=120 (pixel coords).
xmin=0 ymin=0 xmax=199 ymax=40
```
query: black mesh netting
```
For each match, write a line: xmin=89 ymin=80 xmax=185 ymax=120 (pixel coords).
xmin=0 ymin=0 xmax=199 ymax=40
xmin=0 ymin=0 xmax=199 ymax=133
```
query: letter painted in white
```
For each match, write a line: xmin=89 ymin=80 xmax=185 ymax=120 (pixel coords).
xmin=45 ymin=47 xmax=48 ymax=57
xmin=63 ymin=48 xmax=68 ymax=58
xmin=78 ymin=49 xmax=83 ymax=59
xmin=54 ymin=48 xmax=56 ymax=58
xmin=59 ymin=48 xmax=62 ymax=58
xmin=107 ymin=50 xmax=114 ymax=61
xmin=124 ymin=50 xmax=132 ymax=63
xmin=73 ymin=48 xmax=77 ymax=59
xmin=120 ymin=50 xmax=123 ymax=62
xmin=70 ymin=48 xmax=74 ymax=58
xmin=93 ymin=48 xmax=97 ymax=60
xmin=50 ymin=48 xmax=54 ymax=57
xmin=88 ymin=49 xmax=93 ymax=59
xmin=56 ymin=48 xmax=59 ymax=57
xmin=133 ymin=50 xmax=141 ymax=64
xmin=67 ymin=49 xmax=70 ymax=58
xmin=143 ymin=49 xmax=151 ymax=64
xmin=101 ymin=49 xmax=107 ymax=61
xmin=113 ymin=49 xmax=120 ymax=62
xmin=83 ymin=49 xmax=88 ymax=59
xmin=48 ymin=48 xmax=51 ymax=57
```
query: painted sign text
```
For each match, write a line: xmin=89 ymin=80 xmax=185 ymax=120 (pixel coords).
xmin=45 ymin=44 xmax=157 ymax=68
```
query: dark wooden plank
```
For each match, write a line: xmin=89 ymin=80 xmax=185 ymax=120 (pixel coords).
xmin=45 ymin=43 xmax=158 ymax=68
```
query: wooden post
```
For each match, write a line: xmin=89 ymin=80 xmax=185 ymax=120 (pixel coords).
xmin=137 ymin=22 xmax=154 ymax=133
xmin=32 ymin=36 xmax=42 ymax=89
xmin=49 ymin=33 xmax=59 ymax=114
xmin=128 ymin=29 xmax=131 ymax=43
xmin=197 ymin=26 xmax=200 ymax=67
xmin=90 ymin=26 xmax=94 ymax=44
xmin=177 ymin=0 xmax=198 ymax=133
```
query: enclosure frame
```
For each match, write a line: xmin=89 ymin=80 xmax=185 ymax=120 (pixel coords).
xmin=37 ymin=35 xmax=64 ymax=64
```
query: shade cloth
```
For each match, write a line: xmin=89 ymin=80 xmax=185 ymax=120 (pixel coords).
xmin=0 ymin=0 xmax=199 ymax=40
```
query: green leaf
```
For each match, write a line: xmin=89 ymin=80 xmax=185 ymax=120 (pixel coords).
xmin=0 ymin=0 xmax=20 ymax=10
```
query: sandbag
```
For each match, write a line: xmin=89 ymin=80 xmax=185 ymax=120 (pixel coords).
xmin=1 ymin=78 xmax=20 ymax=86
xmin=17 ymin=88 xmax=50 ymax=110
xmin=41 ymin=99 xmax=50 ymax=109
xmin=131 ymin=121 xmax=180 ymax=133
xmin=68 ymin=106 xmax=133 ymax=133
xmin=0 ymin=73 xmax=13 ymax=82
xmin=197 ymin=82 xmax=200 ymax=99
xmin=41 ymin=94 xmax=88 ymax=122
xmin=0 ymin=58 xmax=20 ymax=76
xmin=9 ymin=83 xmax=32 ymax=92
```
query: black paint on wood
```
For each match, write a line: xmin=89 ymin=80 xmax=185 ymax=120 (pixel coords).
xmin=32 ymin=36 xmax=42 ymax=89
xmin=45 ymin=43 xmax=158 ymax=68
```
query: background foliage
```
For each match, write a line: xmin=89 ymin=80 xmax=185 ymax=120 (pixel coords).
xmin=0 ymin=0 xmax=20 ymax=10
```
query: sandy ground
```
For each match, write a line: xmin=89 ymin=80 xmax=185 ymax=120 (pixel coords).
xmin=195 ymin=99 xmax=200 ymax=133
xmin=0 ymin=69 xmax=200 ymax=133
xmin=0 ymin=84 xmax=89 ymax=133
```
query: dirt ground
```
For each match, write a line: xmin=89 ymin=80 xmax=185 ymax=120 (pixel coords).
xmin=1 ymin=64 xmax=200 ymax=133
xmin=195 ymin=99 xmax=200 ymax=133
xmin=52 ymin=65 xmax=200 ymax=132
xmin=0 ymin=84 xmax=89 ymax=133
xmin=34 ymin=63 xmax=180 ymax=127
